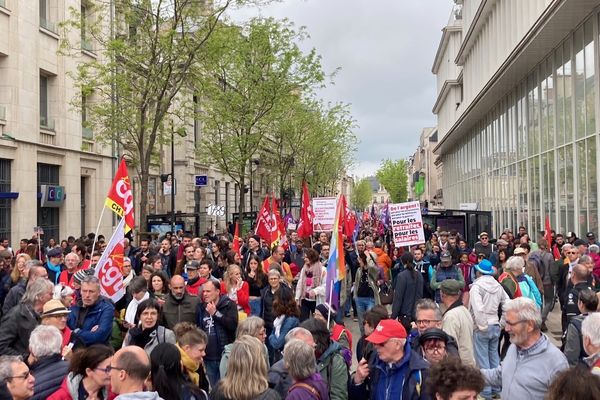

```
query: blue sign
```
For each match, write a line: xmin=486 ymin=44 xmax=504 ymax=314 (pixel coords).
xmin=195 ymin=175 xmax=208 ymax=187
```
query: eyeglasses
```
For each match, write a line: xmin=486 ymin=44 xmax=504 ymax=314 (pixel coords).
xmin=104 ymin=365 xmax=126 ymax=374
xmin=7 ymin=370 xmax=31 ymax=380
xmin=415 ymin=319 xmax=440 ymax=325
xmin=423 ymin=344 xmax=446 ymax=353
xmin=505 ymin=319 xmax=528 ymax=327
xmin=480 ymin=236 xmax=489 ymax=240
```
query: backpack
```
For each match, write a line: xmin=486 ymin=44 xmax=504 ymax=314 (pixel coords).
xmin=288 ymin=383 xmax=322 ymax=400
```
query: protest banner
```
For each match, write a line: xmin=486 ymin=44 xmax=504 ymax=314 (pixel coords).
xmin=389 ymin=201 xmax=425 ymax=247
xmin=94 ymin=218 xmax=126 ymax=302
xmin=312 ymin=197 xmax=337 ymax=232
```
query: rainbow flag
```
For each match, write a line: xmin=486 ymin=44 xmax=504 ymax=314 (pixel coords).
xmin=325 ymin=197 xmax=346 ymax=311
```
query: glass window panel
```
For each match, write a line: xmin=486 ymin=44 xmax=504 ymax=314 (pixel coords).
xmin=530 ymin=156 xmax=541 ymax=232
xmin=547 ymin=57 xmax=555 ymax=149
xmin=566 ymin=144 xmax=575 ymax=232
xmin=558 ymin=147 xmax=567 ymax=233
xmin=555 ymin=46 xmax=565 ymax=146
xmin=588 ymin=137 xmax=598 ymax=235
xmin=574 ymin=27 xmax=585 ymax=139
xmin=584 ymin=19 xmax=595 ymax=136
xmin=577 ymin=140 xmax=588 ymax=234
xmin=518 ymin=161 xmax=528 ymax=229
xmin=518 ymin=84 xmax=527 ymax=159
xmin=541 ymin=61 xmax=549 ymax=152
xmin=542 ymin=152 xmax=556 ymax=230
xmin=564 ymin=40 xmax=574 ymax=143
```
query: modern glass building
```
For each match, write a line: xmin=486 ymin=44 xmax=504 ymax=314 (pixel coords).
xmin=433 ymin=0 xmax=600 ymax=238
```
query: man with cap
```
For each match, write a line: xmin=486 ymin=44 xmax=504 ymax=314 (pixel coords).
xmin=160 ymin=274 xmax=198 ymax=330
xmin=439 ymin=279 xmax=475 ymax=366
xmin=474 ymin=232 xmax=494 ymax=260
xmin=184 ymin=260 xmax=203 ymax=296
xmin=430 ymin=251 xmax=464 ymax=303
xmin=587 ymin=232 xmax=600 ymax=247
xmin=242 ymin=235 xmax=268 ymax=269
xmin=44 ymin=248 xmax=64 ymax=285
xmin=349 ymin=319 xmax=430 ymax=400
xmin=469 ymin=259 xmax=509 ymax=400
xmin=417 ymin=328 xmax=450 ymax=365
xmin=40 ymin=299 xmax=73 ymax=358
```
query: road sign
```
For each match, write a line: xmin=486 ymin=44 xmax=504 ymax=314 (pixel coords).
xmin=195 ymin=175 xmax=208 ymax=187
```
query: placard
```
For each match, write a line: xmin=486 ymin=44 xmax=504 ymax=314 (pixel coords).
xmin=390 ymin=201 xmax=425 ymax=248
xmin=312 ymin=197 xmax=337 ymax=232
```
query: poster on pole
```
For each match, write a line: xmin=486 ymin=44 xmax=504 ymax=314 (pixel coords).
xmin=390 ymin=201 xmax=425 ymax=248
xmin=312 ymin=197 xmax=337 ymax=232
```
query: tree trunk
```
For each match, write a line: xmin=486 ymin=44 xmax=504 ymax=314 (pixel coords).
xmin=237 ymin=168 xmax=246 ymax=225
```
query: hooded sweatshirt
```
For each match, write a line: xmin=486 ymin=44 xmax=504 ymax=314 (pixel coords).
xmin=114 ymin=392 xmax=164 ymax=400
xmin=469 ymin=275 xmax=510 ymax=331
xmin=286 ymin=373 xmax=330 ymax=400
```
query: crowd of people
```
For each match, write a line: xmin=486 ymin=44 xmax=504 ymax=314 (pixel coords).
xmin=0 ymin=225 xmax=598 ymax=399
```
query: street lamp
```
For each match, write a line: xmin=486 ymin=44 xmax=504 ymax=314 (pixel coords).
xmin=249 ymin=158 xmax=260 ymax=212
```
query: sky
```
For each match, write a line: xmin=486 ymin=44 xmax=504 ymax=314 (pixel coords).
xmin=227 ymin=0 xmax=453 ymax=178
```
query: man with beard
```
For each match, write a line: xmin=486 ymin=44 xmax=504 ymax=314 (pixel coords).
xmin=481 ymin=297 xmax=568 ymax=400
xmin=160 ymin=275 xmax=198 ymax=330
xmin=413 ymin=247 xmax=432 ymax=299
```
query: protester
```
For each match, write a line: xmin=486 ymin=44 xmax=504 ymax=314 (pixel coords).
xmin=268 ymin=288 xmax=300 ymax=362
xmin=564 ymin=288 xmax=598 ymax=366
xmin=440 ymin=279 xmax=475 ymax=366
xmin=0 ymin=356 xmax=35 ymax=400
xmin=417 ymin=328 xmax=451 ymax=365
xmin=246 ymin=254 xmax=268 ymax=316
xmin=148 ymin=271 xmax=168 ymax=305
xmin=481 ymin=297 xmax=568 ymax=399
xmin=173 ymin=322 xmax=209 ymax=393
xmin=349 ymin=319 xmax=430 ymax=400
xmin=122 ymin=298 xmax=175 ymax=355
xmin=109 ymin=346 xmax=162 ymax=399
xmin=301 ymin=318 xmax=348 ymax=400
xmin=28 ymin=325 xmax=68 ymax=400
xmin=283 ymin=339 xmax=329 ymax=400
xmin=48 ymin=344 xmax=114 ymax=400
xmin=196 ymin=279 xmax=238 ymax=387
xmin=353 ymin=251 xmax=380 ymax=335
xmin=209 ymin=335 xmax=279 ymax=400
xmin=220 ymin=264 xmax=250 ymax=317
xmin=40 ymin=299 xmax=73 ymax=358
xmin=391 ymin=252 xmax=423 ymax=332
xmin=261 ymin=270 xmax=291 ymax=341
xmin=53 ymin=284 xmax=75 ymax=308
xmin=581 ymin=312 xmax=600 ymax=375
xmin=123 ymin=277 xmax=150 ymax=328
xmin=3 ymin=263 xmax=48 ymax=315
xmin=67 ymin=276 xmax=114 ymax=347
xmin=220 ymin=316 xmax=269 ymax=378
xmin=545 ymin=366 xmax=600 ymax=400
xmin=427 ymin=357 xmax=484 ymax=400
xmin=355 ymin=305 xmax=388 ymax=363
xmin=313 ymin=303 xmax=352 ymax=352
xmin=161 ymin=275 xmax=198 ymax=330
xmin=0 ymin=278 xmax=54 ymax=357
xmin=409 ymin=299 xmax=459 ymax=356
xmin=295 ymin=249 xmax=326 ymax=321
xmin=184 ymin=261 xmax=203 ymax=296
xmin=150 ymin=342 xmax=207 ymax=400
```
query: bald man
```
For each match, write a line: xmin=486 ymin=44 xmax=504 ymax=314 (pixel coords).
xmin=110 ymin=346 xmax=163 ymax=399
xmin=160 ymin=275 xmax=198 ymax=329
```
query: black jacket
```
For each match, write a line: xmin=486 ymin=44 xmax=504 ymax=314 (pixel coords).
xmin=2 ymin=281 xmax=25 ymax=315
xmin=260 ymin=284 xmax=292 ymax=332
xmin=31 ymin=354 xmax=69 ymax=400
xmin=0 ymin=303 xmax=39 ymax=357
xmin=196 ymin=295 xmax=238 ymax=358
xmin=391 ymin=269 xmax=423 ymax=320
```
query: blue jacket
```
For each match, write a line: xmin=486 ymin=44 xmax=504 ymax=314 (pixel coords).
xmin=349 ymin=343 xmax=430 ymax=400
xmin=67 ymin=297 xmax=115 ymax=347
xmin=268 ymin=316 xmax=299 ymax=350
xmin=31 ymin=354 xmax=69 ymax=400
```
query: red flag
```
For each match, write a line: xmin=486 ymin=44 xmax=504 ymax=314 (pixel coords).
xmin=232 ymin=222 xmax=241 ymax=256
xmin=105 ymin=158 xmax=135 ymax=232
xmin=271 ymin=197 xmax=288 ymax=249
xmin=255 ymin=195 xmax=273 ymax=244
xmin=94 ymin=218 xmax=125 ymax=302
xmin=545 ymin=215 xmax=553 ymax=246
xmin=297 ymin=180 xmax=314 ymax=238
xmin=340 ymin=195 xmax=356 ymax=238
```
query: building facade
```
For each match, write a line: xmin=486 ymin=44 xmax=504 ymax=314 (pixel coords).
xmin=433 ymin=0 xmax=600 ymax=238
xmin=408 ymin=127 xmax=444 ymax=209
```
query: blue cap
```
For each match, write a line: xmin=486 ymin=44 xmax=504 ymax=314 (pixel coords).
xmin=475 ymin=259 xmax=494 ymax=275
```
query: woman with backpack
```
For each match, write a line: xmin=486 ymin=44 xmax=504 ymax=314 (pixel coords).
xmin=391 ymin=253 xmax=423 ymax=332
xmin=284 ymin=339 xmax=329 ymax=400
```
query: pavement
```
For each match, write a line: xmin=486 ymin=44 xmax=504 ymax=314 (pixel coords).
xmin=339 ymin=300 xmax=564 ymax=372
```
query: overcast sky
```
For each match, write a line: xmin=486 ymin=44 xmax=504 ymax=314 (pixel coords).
xmin=227 ymin=0 xmax=453 ymax=178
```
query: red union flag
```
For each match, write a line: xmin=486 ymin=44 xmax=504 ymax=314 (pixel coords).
xmin=94 ymin=218 xmax=126 ymax=302
xmin=255 ymin=195 xmax=273 ymax=244
xmin=105 ymin=158 xmax=135 ymax=232
xmin=297 ymin=180 xmax=314 ymax=238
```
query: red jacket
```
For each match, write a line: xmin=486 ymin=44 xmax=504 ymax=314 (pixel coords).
xmin=220 ymin=280 xmax=250 ymax=314
xmin=186 ymin=277 xmax=207 ymax=297
xmin=48 ymin=376 xmax=117 ymax=400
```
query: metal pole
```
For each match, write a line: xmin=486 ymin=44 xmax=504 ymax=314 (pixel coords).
xmin=250 ymin=161 xmax=253 ymax=212
xmin=171 ymin=126 xmax=175 ymax=234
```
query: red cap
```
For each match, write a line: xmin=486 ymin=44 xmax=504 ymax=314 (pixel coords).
xmin=366 ymin=319 xmax=407 ymax=344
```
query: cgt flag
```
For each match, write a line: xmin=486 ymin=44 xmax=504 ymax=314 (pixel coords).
xmin=255 ymin=195 xmax=274 ymax=244
xmin=297 ymin=180 xmax=314 ymax=239
xmin=105 ymin=158 xmax=135 ymax=233
xmin=94 ymin=218 xmax=126 ymax=302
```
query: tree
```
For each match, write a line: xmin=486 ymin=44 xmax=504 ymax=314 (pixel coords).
xmin=351 ymin=178 xmax=372 ymax=210
xmin=376 ymin=159 xmax=409 ymax=203
xmin=196 ymin=18 xmax=327 ymax=221
xmin=60 ymin=0 xmax=259 ymax=230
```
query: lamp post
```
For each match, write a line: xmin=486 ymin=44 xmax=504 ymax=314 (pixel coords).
xmin=160 ymin=126 xmax=176 ymax=234
xmin=249 ymin=159 xmax=260 ymax=212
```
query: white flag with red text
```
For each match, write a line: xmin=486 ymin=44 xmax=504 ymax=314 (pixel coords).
xmin=94 ymin=218 xmax=125 ymax=302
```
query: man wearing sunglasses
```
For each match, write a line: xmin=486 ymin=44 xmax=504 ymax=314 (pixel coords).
xmin=0 ymin=355 xmax=35 ymax=400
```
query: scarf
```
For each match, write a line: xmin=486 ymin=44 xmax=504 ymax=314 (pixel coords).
xmin=46 ymin=261 xmax=62 ymax=284
xmin=177 ymin=343 xmax=200 ymax=385
xmin=125 ymin=291 xmax=150 ymax=324
xmin=129 ymin=324 xmax=157 ymax=349
xmin=123 ymin=271 xmax=135 ymax=287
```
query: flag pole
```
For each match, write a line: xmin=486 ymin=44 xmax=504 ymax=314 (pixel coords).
xmin=327 ymin=282 xmax=333 ymax=327
xmin=90 ymin=206 xmax=107 ymax=260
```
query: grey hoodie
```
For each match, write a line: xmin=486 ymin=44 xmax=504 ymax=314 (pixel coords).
xmin=469 ymin=275 xmax=510 ymax=331
xmin=115 ymin=392 xmax=165 ymax=400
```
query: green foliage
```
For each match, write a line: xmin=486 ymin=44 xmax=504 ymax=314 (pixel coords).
xmin=351 ymin=178 xmax=372 ymax=210
xmin=376 ymin=159 xmax=409 ymax=203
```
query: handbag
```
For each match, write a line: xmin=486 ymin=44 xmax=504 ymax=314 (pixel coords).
xmin=378 ymin=281 xmax=394 ymax=305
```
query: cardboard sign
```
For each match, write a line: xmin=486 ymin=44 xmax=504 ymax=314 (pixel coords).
xmin=390 ymin=201 xmax=425 ymax=248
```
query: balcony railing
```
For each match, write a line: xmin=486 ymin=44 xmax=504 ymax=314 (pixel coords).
xmin=40 ymin=17 xmax=57 ymax=33
xmin=40 ymin=116 xmax=55 ymax=131
xmin=82 ymin=126 xmax=93 ymax=140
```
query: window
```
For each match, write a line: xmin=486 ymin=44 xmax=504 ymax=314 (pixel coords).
xmin=39 ymin=75 xmax=51 ymax=129
xmin=39 ymin=0 xmax=55 ymax=32
xmin=37 ymin=164 xmax=60 ymax=242
xmin=0 ymin=160 xmax=11 ymax=239
xmin=82 ymin=93 xmax=92 ymax=139
xmin=81 ymin=4 xmax=93 ymax=51
xmin=193 ymin=95 xmax=200 ymax=146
